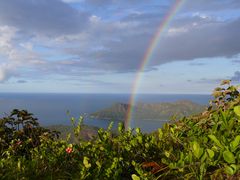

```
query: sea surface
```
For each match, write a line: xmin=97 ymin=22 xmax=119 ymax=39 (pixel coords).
xmin=0 ymin=93 xmax=211 ymax=132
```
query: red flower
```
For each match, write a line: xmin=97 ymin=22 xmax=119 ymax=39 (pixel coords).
xmin=66 ymin=147 xmax=73 ymax=154
xmin=16 ymin=140 xmax=22 ymax=146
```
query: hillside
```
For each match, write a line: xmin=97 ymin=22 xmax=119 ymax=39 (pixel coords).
xmin=47 ymin=124 xmax=98 ymax=142
xmin=91 ymin=100 xmax=205 ymax=121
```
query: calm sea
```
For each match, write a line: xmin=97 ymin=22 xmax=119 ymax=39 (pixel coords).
xmin=0 ymin=93 xmax=211 ymax=132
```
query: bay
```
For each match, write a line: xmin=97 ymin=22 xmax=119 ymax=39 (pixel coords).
xmin=0 ymin=93 xmax=211 ymax=132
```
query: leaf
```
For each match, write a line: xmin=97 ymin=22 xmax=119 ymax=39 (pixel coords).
xmin=96 ymin=161 xmax=101 ymax=168
xmin=200 ymin=152 xmax=207 ymax=163
xmin=230 ymin=164 xmax=237 ymax=173
xmin=206 ymin=149 xmax=214 ymax=159
xmin=223 ymin=150 xmax=235 ymax=164
xmin=83 ymin=157 xmax=91 ymax=168
xmin=192 ymin=141 xmax=203 ymax=159
xmin=158 ymin=128 xmax=163 ymax=139
xmin=208 ymin=135 xmax=224 ymax=149
xmin=164 ymin=151 xmax=170 ymax=158
xmin=131 ymin=174 xmax=140 ymax=180
xmin=230 ymin=135 xmax=240 ymax=152
xmin=225 ymin=164 xmax=237 ymax=175
xmin=234 ymin=106 xmax=240 ymax=117
xmin=212 ymin=91 xmax=223 ymax=98
xmin=225 ymin=166 xmax=234 ymax=175
xmin=135 ymin=128 xmax=141 ymax=134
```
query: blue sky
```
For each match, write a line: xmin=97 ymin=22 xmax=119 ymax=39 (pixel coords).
xmin=0 ymin=0 xmax=239 ymax=94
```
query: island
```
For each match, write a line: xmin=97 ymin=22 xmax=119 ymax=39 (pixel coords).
xmin=90 ymin=100 xmax=205 ymax=121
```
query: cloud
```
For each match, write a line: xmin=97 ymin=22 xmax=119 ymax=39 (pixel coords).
xmin=0 ymin=0 xmax=239 ymax=83
xmin=0 ymin=65 xmax=14 ymax=83
xmin=62 ymin=0 xmax=84 ymax=3
xmin=58 ymin=14 xmax=240 ymax=72
xmin=231 ymin=71 xmax=240 ymax=82
xmin=149 ymin=17 xmax=240 ymax=65
xmin=183 ymin=0 xmax=240 ymax=11
xmin=79 ymin=0 xmax=150 ymax=6
xmin=0 ymin=0 xmax=89 ymax=36
xmin=17 ymin=80 xmax=28 ymax=83
xmin=0 ymin=68 xmax=8 ymax=82
xmin=232 ymin=59 xmax=240 ymax=64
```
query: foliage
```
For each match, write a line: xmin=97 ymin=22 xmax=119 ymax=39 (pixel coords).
xmin=0 ymin=109 xmax=59 ymax=157
xmin=0 ymin=80 xmax=240 ymax=179
xmin=46 ymin=124 xmax=99 ymax=142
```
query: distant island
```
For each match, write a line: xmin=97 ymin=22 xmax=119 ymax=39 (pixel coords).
xmin=90 ymin=100 xmax=205 ymax=121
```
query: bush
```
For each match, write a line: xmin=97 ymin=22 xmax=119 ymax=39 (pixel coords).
xmin=0 ymin=109 xmax=59 ymax=157
xmin=0 ymin=80 xmax=240 ymax=179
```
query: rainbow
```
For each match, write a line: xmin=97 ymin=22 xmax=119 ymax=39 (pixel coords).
xmin=125 ymin=0 xmax=186 ymax=129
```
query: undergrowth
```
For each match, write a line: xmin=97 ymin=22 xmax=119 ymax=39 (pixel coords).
xmin=0 ymin=80 xmax=240 ymax=179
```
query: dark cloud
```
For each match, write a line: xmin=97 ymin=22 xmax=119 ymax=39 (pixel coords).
xmin=0 ymin=0 xmax=89 ymax=35
xmin=183 ymin=0 xmax=240 ymax=11
xmin=0 ymin=0 xmax=239 ymax=82
xmin=149 ymin=18 xmax=240 ymax=66
xmin=189 ymin=62 xmax=206 ymax=66
xmin=232 ymin=59 xmax=240 ymax=64
xmin=17 ymin=80 xmax=27 ymax=83
xmin=231 ymin=71 xmax=240 ymax=82
xmin=83 ymin=0 xmax=151 ymax=6
xmin=64 ymin=15 xmax=240 ymax=72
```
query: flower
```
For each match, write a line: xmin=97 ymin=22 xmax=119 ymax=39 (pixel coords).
xmin=66 ymin=147 xmax=73 ymax=154
xmin=16 ymin=140 xmax=22 ymax=146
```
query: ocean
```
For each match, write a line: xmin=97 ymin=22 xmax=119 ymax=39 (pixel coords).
xmin=0 ymin=93 xmax=211 ymax=132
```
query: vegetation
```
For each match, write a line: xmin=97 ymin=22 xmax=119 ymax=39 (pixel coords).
xmin=46 ymin=124 xmax=98 ymax=142
xmin=0 ymin=80 xmax=240 ymax=179
xmin=91 ymin=100 xmax=204 ymax=121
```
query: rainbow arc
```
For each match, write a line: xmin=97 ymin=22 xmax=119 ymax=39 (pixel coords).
xmin=124 ymin=0 xmax=186 ymax=129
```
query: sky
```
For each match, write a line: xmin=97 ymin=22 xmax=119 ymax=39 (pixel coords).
xmin=0 ymin=0 xmax=239 ymax=94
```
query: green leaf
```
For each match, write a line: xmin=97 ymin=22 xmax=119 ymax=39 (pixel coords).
xmin=206 ymin=149 xmax=214 ymax=159
xmin=135 ymin=128 xmax=141 ymax=134
xmin=230 ymin=164 xmax=237 ymax=173
xmin=230 ymin=135 xmax=240 ymax=152
xmin=164 ymin=151 xmax=170 ymax=158
xmin=192 ymin=141 xmax=203 ymax=159
xmin=224 ymin=164 xmax=237 ymax=175
xmin=96 ymin=161 xmax=101 ymax=168
xmin=83 ymin=157 xmax=91 ymax=168
xmin=223 ymin=150 xmax=235 ymax=164
xmin=200 ymin=152 xmax=207 ymax=163
xmin=208 ymin=135 xmax=224 ymax=149
xmin=131 ymin=174 xmax=140 ymax=180
xmin=234 ymin=106 xmax=240 ymax=117
xmin=158 ymin=128 xmax=163 ymax=139
xmin=225 ymin=166 xmax=234 ymax=175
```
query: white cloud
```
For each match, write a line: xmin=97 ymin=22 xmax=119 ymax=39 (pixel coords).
xmin=0 ymin=64 xmax=14 ymax=82
xmin=0 ymin=26 xmax=18 ymax=53
xmin=0 ymin=0 xmax=239 ymax=85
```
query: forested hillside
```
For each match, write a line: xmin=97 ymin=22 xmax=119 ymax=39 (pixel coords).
xmin=91 ymin=100 xmax=204 ymax=121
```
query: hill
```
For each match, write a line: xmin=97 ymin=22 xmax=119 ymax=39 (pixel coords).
xmin=91 ymin=100 xmax=205 ymax=121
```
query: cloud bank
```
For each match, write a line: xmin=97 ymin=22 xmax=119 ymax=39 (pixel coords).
xmin=0 ymin=0 xmax=239 ymax=83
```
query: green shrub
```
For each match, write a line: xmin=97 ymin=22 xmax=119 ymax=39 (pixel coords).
xmin=0 ymin=80 xmax=240 ymax=179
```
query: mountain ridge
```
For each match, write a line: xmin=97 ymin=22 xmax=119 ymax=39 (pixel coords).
xmin=91 ymin=100 xmax=205 ymax=121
